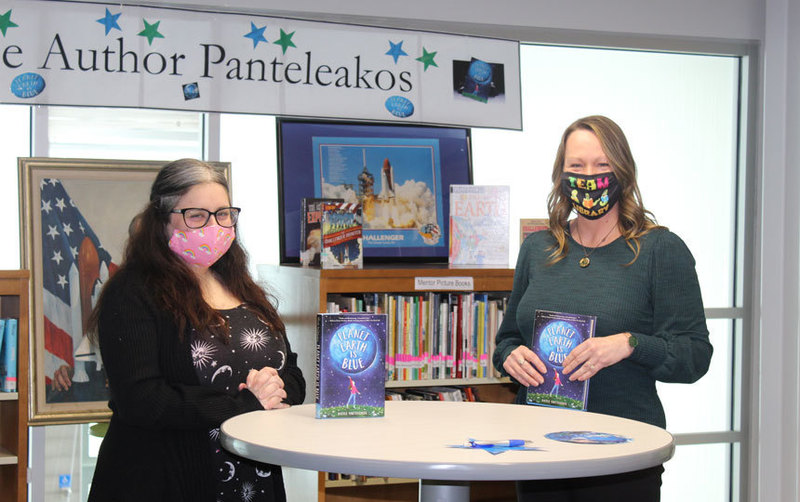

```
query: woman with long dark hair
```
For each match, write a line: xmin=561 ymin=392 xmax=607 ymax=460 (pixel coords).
xmin=88 ymin=158 xmax=305 ymax=502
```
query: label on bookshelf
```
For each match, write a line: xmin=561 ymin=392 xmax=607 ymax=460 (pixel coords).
xmin=414 ymin=276 xmax=474 ymax=291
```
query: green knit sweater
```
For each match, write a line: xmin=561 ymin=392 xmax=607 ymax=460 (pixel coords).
xmin=493 ymin=227 xmax=713 ymax=428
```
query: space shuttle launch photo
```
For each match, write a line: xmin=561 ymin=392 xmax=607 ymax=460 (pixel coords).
xmin=378 ymin=158 xmax=395 ymax=200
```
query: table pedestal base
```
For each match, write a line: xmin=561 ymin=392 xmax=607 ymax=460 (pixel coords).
xmin=419 ymin=479 xmax=469 ymax=502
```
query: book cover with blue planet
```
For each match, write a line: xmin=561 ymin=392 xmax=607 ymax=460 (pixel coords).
xmin=526 ymin=309 xmax=596 ymax=410
xmin=316 ymin=313 xmax=387 ymax=418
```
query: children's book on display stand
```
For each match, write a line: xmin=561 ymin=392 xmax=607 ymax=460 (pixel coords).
xmin=320 ymin=202 xmax=363 ymax=269
xmin=300 ymin=197 xmax=343 ymax=266
xmin=448 ymin=184 xmax=510 ymax=266
xmin=526 ymin=309 xmax=596 ymax=410
xmin=519 ymin=218 xmax=549 ymax=243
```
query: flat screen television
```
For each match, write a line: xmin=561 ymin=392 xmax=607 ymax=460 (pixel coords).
xmin=277 ymin=118 xmax=473 ymax=263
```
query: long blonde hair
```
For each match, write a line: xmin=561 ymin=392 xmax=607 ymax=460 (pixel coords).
xmin=545 ymin=115 xmax=662 ymax=264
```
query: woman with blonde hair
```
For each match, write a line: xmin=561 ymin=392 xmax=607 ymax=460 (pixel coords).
xmin=494 ymin=116 xmax=712 ymax=501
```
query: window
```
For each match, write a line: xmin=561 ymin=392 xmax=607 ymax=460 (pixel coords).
xmin=0 ymin=104 xmax=31 ymax=269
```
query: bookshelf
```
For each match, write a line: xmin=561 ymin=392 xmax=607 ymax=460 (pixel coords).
xmin=258 ymin=264 xmax=518 ymax=502
xmin=0 ymin=271 xmax=29 ymax=502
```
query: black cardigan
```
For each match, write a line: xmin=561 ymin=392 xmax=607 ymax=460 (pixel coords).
xmin=88 ymin=269 xmax=306 ymax=502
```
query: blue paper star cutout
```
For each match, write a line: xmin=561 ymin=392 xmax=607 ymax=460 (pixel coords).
xmin=386 ymin=40 xmax=408 ymax=64
xmin=244 ymin=22 xmax=268 ymax=48
xmin=96 ymin=8 xmax=122 ymax=36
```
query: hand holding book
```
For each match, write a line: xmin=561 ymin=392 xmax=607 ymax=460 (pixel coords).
xmin=525 ymin=310 xmax=596 ymax=410
xmin=561 ymin=332 xmax=637 ymax=382
xmin=503 ymin=346 xmax=547 ymax=387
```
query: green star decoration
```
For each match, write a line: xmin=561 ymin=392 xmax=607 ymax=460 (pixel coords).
xmin=416 ymin=47 xmax=438 ymax=71
xmin=138 ymin=19 xmax=165 ymax=45
xmin=273 ymin=28 xmax=297 ymax=54
xmin=0 ymin=9 xmax=19 ymax=37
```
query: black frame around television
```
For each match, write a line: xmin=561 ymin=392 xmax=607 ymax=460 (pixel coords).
xmin=277 ymin=118 xmax=473 ymax=264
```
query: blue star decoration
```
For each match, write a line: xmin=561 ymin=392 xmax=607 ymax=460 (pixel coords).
xmin=386 ymin=40 xmax=408 ymax=64
xmin=273 ymin=28 xmax=296 ymax=54
xmin=138 ymin=19 xmax=164 ymax=46
xmin=416 ymin=47 xmax=438 ymax=71
xmin=0 ymin=9 xmax=19 ymax=37
xmin=448 ymin=439 xmax=543 ymax=455
xmin=244 ymin=21 xmax=268 ymax=48
xmin=96 ymin=8 xmax=122 ymax=36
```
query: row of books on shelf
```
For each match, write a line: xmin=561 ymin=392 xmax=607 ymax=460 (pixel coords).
xmin=385 ymin=385 xmax=480 ymax=402
xmin=0 ymin=318 xmax=19 ymax=392
xmin=326 ymin=291 xmax=508 ymax=381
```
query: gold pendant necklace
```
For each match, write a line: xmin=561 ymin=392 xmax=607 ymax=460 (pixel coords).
xmin=574 ymin=221 xmax=617 ymax=268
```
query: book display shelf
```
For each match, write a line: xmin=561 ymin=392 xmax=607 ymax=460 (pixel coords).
xmin=258 ymin=264 xmax=518 ymax=502
xmin=0 ymin=271 xmax=29 ymax=502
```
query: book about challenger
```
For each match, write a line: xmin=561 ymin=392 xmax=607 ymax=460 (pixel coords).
xmin=316 ymin=312 xmax=387 ymax=418
xmin=526 ymin=310 xmax=596 ymax=410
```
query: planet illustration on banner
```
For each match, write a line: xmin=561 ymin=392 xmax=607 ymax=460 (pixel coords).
xmin=182 ymin=82 xmax=200 ymax=100
xmin=385 ymin=95 xmax=414 ymax=118
xmin=328 ymin=322 xmax=378 ymax=375
xmin=11 ymin=72 xmax=46 ymax=98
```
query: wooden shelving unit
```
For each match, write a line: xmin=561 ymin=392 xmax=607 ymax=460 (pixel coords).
xmin=258 ymin=264 xmax=518 ymax=502
xmin=0 ymin=271 xmax=30 ymax=502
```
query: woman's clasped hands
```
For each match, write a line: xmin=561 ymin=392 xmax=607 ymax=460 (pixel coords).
xmin=504 ymin=333 xmax=635 ymax=386
xmin=238 ymin=367 xmax=289 ymax=410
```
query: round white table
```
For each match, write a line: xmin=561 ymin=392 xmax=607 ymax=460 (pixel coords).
xmin=221 ymin=401 xmax=674 ymax=502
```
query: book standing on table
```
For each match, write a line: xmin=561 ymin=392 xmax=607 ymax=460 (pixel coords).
xmin=316 ymin=312 xmax=386 ymax=418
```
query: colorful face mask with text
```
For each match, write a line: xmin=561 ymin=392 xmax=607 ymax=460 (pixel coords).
xmin=168 ymin=224 xmax=235 ymax=268
xmin=560 ymin=172 xmax=621 ymax=220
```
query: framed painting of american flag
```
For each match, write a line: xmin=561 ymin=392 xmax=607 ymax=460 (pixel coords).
xmin=18 ymin=158 xmax=231 ymax=424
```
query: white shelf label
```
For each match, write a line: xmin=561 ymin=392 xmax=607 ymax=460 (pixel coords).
xmin=414 ymin=276 xmax=474 ymax=291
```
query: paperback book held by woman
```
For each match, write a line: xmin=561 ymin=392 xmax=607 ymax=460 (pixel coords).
xmin=526 ymin=309 xmax=596 ymax=410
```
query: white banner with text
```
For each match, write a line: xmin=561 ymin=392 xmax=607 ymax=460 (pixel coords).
xmin=0 ymin=1 xmax=521 ymax=129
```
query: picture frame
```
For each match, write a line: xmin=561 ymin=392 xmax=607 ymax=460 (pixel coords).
xmin=18 ymin=158 xmax=231 ymax=424
xmin=277 ymin=119 xmax=473 ymax=264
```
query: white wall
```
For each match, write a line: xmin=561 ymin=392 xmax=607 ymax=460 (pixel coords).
xmin=145 ymin=0 xmax=765 ymax=41
xmin=760 ymin=1 xmax=800 ymax=501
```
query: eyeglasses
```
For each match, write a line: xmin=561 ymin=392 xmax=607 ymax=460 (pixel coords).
xmin=170 ymin=207 xmax=241 ymax=229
